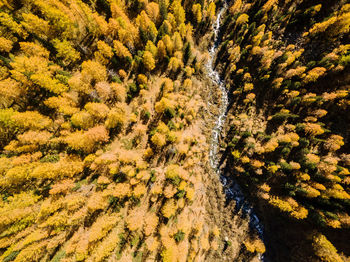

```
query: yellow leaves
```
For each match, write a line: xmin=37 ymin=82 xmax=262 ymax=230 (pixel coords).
xmin=109 ymin=183 xmax=131 ymax=198
xmin=133 ymin=183 xmax=147 ymax=198
xmin=324 ymin=135 xmax=344 ymax=151
xmin=185 ymin=186 xmax=195 ymax=201
xmin=137 ymin=74 xmax=148 ymax=85
xmin=0 ymin=12 xmax=27 ymax=38
xmin=31 ymin=157 xmax=83 ymax=180
xmin=81 ymin=60 xmax=107 ymax=83
xmin=192 ymin=4 xmax=202 ymax=24
xmin=0 ymin=191 xmax=39 ymax=226
xmin=21 ymin=13 xmax=50 ymax=38
xmin=303 ymin=67 xmax=327 ymax=84
xmin=304 ymin=123 xmax=324 ymax=136
xmin=12 ymin=111 xmax=51 ymax=131
xmin=324 ymin=184 xmax=350 ymax=200
xmin=87 ymin=191 xmax=109 ymax=212
xmin=244 ymin=93 xmax=256 ymax=103
xmin=269 ymin=196 xmax=308 ymax=219
xmin=162 ymin=199 xmax=177 ymax=218
xmin=96 ymin=40 xmax=113 ymax=58
xmin=143 ymin=51 xmax=156 ymax=71
xmin=236 ymin=13 xmax=249 ymax=25
xmin=165 ymin=164 xmax=182 ymax=180
xmin=244 ymin=238 xmax=266 ymax=254
xmin=113 ymin=40 xmax=132 ymax=59
xmin=161 ymin=245 xmax=177 ymax=262
xmin=152 ymin=132 xmax=167 ymax=148
xmin=264 ymin=138 xmax=279 ymax=153
xmin=269 ymin=196 xmax=293 ymax=213
xmin=291 ymin=206 xmax=308 ymax=220
xmin=231 ymin=150 xmax=241 ymax=159
xmin=12 ymin=241 xmax=47 ymax=262
xmin=85 ymin=102 xmax=109 ymax=120
xmin=136 ymin=10 xmax=158 ymax=40
xmin=31 ymin=73 xmax=69 ymax=94
xmin=88 ymin=227 xmax=121 ymax=262
xmin=146 ymin=236 xmax=160 ymax=252
xmin=306 ymin=153 xmax=320 ymax=164
xmin=146 ymin=2 xmax=160 ymax=23
xmin=65 ymin=125 xmax=109 ymax=153
xmin=168 ymin=56 xmax=181 ymax=72
xmin=229 ymin=0 xmax=242 ymax=15
xmin=49 ymin=179 xmax=75 ymax=195
xmin=262 ymin=0 xmax=277 ymax=13
xmin=207 ymin=2 xmax=216 ymax=21
xmin=251 ymin=160 xmax=264 ymax=168
xmin=312 ymin=233 xmax=343 ymax=262
xmin=126 ymin=208 xmax=145 ymax=231
xmin=88 ymin=214 xmax=119 ymax=243
xmin=162 ymin=34 xmax=174 ymax=55
xmin=170 ymin=0 xmax=186 ymax=26
xmin=157 ymin=40 xmax=167 ymax=60
xmin=71 ymin=111 xmax=94 ymax=129
xmin=52 ymin=39 xmax=80 ymax=65
xmin=105 ymin=103 xmax=128 ymax=129
xmin=144 ymin=212 xmax=159 ymax=236
xmin=243 ymin=83 xmax=254 ymax=92
xmin=15 ymin=229 xmax=48 ymax=251
xmin=301 ymin=184 xmax=321 ymax=198
xmin=0 ymin=37 xmax=13 ymax=52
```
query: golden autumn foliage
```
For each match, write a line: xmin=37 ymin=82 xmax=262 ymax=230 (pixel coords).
xmin=2 ymin=0 xmax=350 ymax=261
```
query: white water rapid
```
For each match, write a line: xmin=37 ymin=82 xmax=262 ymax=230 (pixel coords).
xmin=207 ymin=3 xmax=267 ymax=261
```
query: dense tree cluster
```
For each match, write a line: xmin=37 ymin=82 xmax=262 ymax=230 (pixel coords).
xmin=0 ymin=0 xmax=225 ymax=261
xmin=218 ymin=0 xmax=350 ymax=260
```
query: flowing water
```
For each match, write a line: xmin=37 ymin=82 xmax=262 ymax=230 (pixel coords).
xmin=207 ymin=3 xmax=266 ymax=260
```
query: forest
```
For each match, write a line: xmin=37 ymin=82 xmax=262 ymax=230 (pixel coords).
xmin=0 ymin=0 xmax=349 ymax=261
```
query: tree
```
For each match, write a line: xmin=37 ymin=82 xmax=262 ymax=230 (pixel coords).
xmin=170 ymin=0 xmax=185 ymax=26
xmin=143 ymin=51 xmax=156 ymax=71
xmin=0 ymin=37 xmax=12 ymax=52
xmin=207 ymin=2 xmax=216 ymax=22
xmin=312 ymin=233 xmax=343 ymax=262
xmin=105 ymin=103 xmax=128 ymax=130
xmin=145 ymin=40 xmax=158 ymax=58
xmin=173 ymin=32 xmax=183 ymax=51
xmin=146 ymin=2 xmax=160 ymax=24
xmin=113 ymin=40 xmax=132 ymax=60
xmin=192 ymin=4 xmax=202 ymax=24
xmin=21 ymin=13 xmax=50 ymax=39
xmin=236 ymin=13 xmax=249 ymax=25
xmin=81 ymin=60 xmax=107 ymax=84
xmin=157 ymin=40 xmax=166 ymax=60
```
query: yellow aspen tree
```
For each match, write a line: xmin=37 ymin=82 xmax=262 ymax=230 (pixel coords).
xmin=236 ymin=13 xmax=249 ymax=25
xmin=52 ymin=39 xmax=80 ymax=65
xmin=0 ymin=12 xmax=27 ymax=38
xmin=81 ymin=60 xmax=107 ymax=83
xmin=145 ymin=40 xmax=158 ymax=58
xmin=192 ymin=4 xmax=202 ymax=24
xmin=143 ymin=51 xmax=156 ymax=71
xmin=157 ymin=39 xmax=167 ymax=60
xmin=146 ymin=2 xmax=160 ymax=24
xmin=173 ymin=32 xmax=183 ymax=51
xmin=207 ymin=2 xmax=216 ymax=21
xmin=0 ymin=37 xmax=13 ymax=52
xmin=113 ymin=40 xmax=132 ymax=60
xmin=21 ymin=13 xmax=50 ymax=39
xmin=170 ymin=0 xmax=185 ymax=26
xmin=162 ymin=34 xmax=174 ymax=55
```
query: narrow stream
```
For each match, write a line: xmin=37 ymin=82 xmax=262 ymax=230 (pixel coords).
xmin=207 ymin=3 xmax=267 ymax=261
